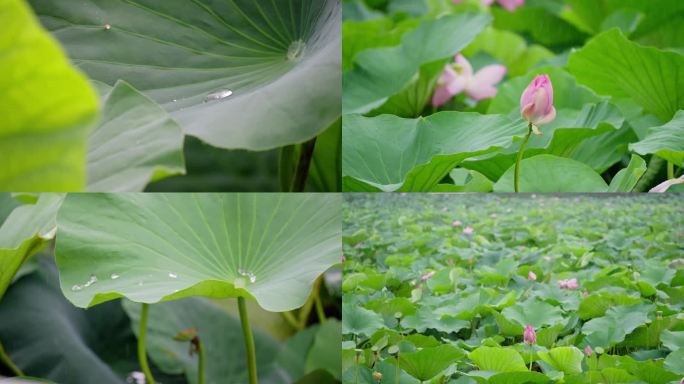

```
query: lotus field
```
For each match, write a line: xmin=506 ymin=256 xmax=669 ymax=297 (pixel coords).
xmin=342 ymin=193 xmax=684 ymax=383
xmin=342 ymin=0 xmax=684 ymax=193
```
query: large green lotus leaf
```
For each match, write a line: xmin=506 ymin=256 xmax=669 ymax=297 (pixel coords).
xmin=465 ymin=101 xmax=624 ymax=180
xmin=0 ymin=258 xmax=184 ymax=384
xmin=582 ymin=304 xmax=651 ymax=348
xmin=87 ymin=80 xmax=185 ymax=192
xmin=486 ymin=372 xmax=551 ymax=384
xmin=342 ymin=18 xmax=417 ymax=71
xmin=630 ymin=110 xmax=684 ymax=167
xmin=568 ymin=29 xmax=684 ymax=122
xmin=661 ymin=330 xmax=684 ymax=352
xmin=304 ymin=320 xmax=342 ymax=380
xmin=342 ymin=112 xmax=527 ymax=192
xmin=123 ymin=297 xmax=286 ymax=384
xmin=342 ymin=302 xmax=385 ymax=337
xmin=493 ymin=155 xmax=609 ymax=192
xmin=29 ymin=0 xmax=341 ymax=151
xmin=664 ymin=349 xmax=684 ymax=374
xmin=501 ymin=299 xmax=565 ymax=329
xmin=469 ymin=346 xmax=527 ymax=373
xmin=537 ymin=347 xmax=584 ymax=375
xmin=1 ymin=0 xmax=98 ymax=191
xmin=55 ymin=193 xmax=341 ymax=311
xmin=0 ymin=194 xmax=63 ymax=300
xmin=342 ymin=13 xmax=490 ymax=114
xmin=390 ymin=345 xmax=464 ymax=382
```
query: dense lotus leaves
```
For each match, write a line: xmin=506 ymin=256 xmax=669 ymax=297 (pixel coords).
xmin=29 ymin=0 xmax=341 ymax=150
xmin=123 ymin=297 xmax=284 ymax=384
xmin=0 ymin=194 xmax=63 ymax=299
xmin=1 ymin=0 xmax=97 ymax=191
xmin=342 ymin=112 xmax=527 ymax=191
xmin=56 ymin=193 xmax=341 ymax=311
xmin=343 ymin=12 xmax=490 ymax=114
xmin=0 ymin=257 xmax=183 ymax=384
xmin=389 ymin=345 xmax=464 ymax=381
xmin=568 ymin=29 xmax=684 ymax=122
xmin=87 ymin=81 xmax=185 ymax=191
xmin=630 ymin=110 xmax=684 ymax=167
xmin=342 ymin=18 xmax=417 ymax=71
xmin=342 ymin=301 xmax=384 ymax=337
xmin=342 ymin=194 xmax=684 ymax=382
xmin=661 ymin=330 xmax=684 ymax=352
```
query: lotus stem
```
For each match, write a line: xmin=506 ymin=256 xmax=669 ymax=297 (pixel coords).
xmin=238 ymin=296 xmax=258 ymax=384
xmin=197 ymin=338 xmax=206 ymax=384
xmin=313 ymin=276 xmax=326 ymax=323
xmin=291 ymin=137 xmax=317 ymax=192
xmin=0 ymin=339 xmax=23 ymax=377
xmin=667 ymin=161 xmax=675 ymax=180
xmin=528 ymin=344 xmax=533 ymax=371
xmin=138 ymin=303 xmax=157 ymax=384
xmin=514 ymin=123 xmax=533 ymax=193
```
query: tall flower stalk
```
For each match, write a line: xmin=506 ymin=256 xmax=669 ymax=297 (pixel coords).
xmin=515 ymin=75 xmax=557 ymax=192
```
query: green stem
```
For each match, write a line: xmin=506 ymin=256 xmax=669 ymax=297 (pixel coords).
xmin=238 ymin=297 xmax=258 ymax=384
xmin=138 ymin=303 xmax=156 ymax=384
xmin=528 ymin=345 xmax=533 ymax=371
xmin=197 ymin=339 xmax=206 ymax=384
xmin=514 ymin=123 xmax=533 ymax=193
xmin=281 ymin=311 xmax=301 ymax=330
xmin=667 ymin=161 xmax=675 ymax=179
xmin=313 ymin=276 xmax=326 ymax=323
xmin=0 ymin=339 xmax=23 ymax=377
xmin=291 ymin=137 xmax=317 ymax=192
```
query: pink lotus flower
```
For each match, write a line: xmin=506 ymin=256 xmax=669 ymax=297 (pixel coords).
xmin=341 ymin=254 xmax=346 ymax=263
xmin=581 ymin=291 xmax=589 ymax=297
xmin=524 ymin=324 xmax=536 ymax=344
xmin=432 ymin=54 xmax=506 ymax=107
xmin=528 ymin=271 xmax=537 ymax=281
xmin=558 ymin=278 xmax=579 ymax=290
xmin=520 ymin=74 xmax=556 ymax=134
xmin=452 ymin=220 xmax=462 ymax=227
xmin=453 ymin=0 xmax=524 ymax=12
xmin=463 ymin=226 xmax=474 ymax=235
xmin=650 ymin=175 xmax=684 ymax=192
xmin=421 ymin=271 xmax=435 ymax=281
xmin=585 ymin=345 xmax=593 ymax=357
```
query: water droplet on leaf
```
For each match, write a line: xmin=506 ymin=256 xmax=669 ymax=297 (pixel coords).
xmin=287 ymin=39 xmax=306 ymax=61
xmin=111 ymin=273 xmax=120 ymax=280
xmin=71 ymin=285 xmax=82 ymax=292
xmin=169 ymin=272 xmax=178 ymax=279
xmin=234 ymin=277 xmax=246 ymax=289
xmin=104 ymin=24 xmax=111 ymax=30
xmin=205 ymin=89 xmax=233 ymax=101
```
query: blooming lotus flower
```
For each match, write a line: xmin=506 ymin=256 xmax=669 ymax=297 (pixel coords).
xmin=528 ymin=271 xmax=537 ymax=281
xmin=421 ymin=271 xmax=435 ymax=281
xmin=452 ymin=220 xmax=462 ymax=227
xmin=463 ymin=226 xmax=474 ymax=235
xmin=524 ymin=324 xmax=536 ymax=344
xmin=453 ymin=0 xmax=524 ymax=12
xmin=585 ymin=345 xmax=593 ymax=357
xmin=520 ymin=74 xmax=556 ymax=134
xmin=432 ymin=54 xmax=506 ymax=107
xmin=558 ymin=278 xmax=579 ymax=289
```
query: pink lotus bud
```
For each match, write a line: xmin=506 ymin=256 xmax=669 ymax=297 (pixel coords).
xmin=528 ymin=271 xmax=537 ymax=281
xmin=463 ymin=226 xmax=474 ymax=235
xmin=524 ymin=324 xmax=536 ymax=345
xmin=520 ymin=75 xmax=556 ymax=134
xmin=341 ymin=254 xmax=346 ymax=263
xmin=452 ymin=220 xmax=462 ymax=227
xmin=585 ymin=345 xmax=593 ymax=357
xmin=453 ymin=0 xmax=523 ymax=11
xmin=566 ymin=278 xmax=579 ymax=289
xmin=421 ymin=271 xmax=435 ymax=281
xmin=581 ymin=291 xmax=589 ymax=297
xmin=442 ymin=207 xmax=449 ymax=212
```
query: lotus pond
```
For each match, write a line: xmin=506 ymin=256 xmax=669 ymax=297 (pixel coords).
xmin=341 ymin=0 xmax=684 ymax=193
xmin=342 ymin=193 xmax=684 ymax=383
xmin=0 ymin=193 xmax=343 ymax=384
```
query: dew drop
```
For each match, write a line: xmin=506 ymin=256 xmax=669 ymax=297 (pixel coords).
xmin=111 ymin=273 xmax=120 ymax=280
xmin=169 ymin=272 xmax=178 ymax=279
xmin=71 ymin=284 xmax=82 ymax=292
xmin=138 ymin=281 xmax=144 ymax=286
xmin=104 ymin=24 xmax=111 ymax=30
xmin=287 ymin=39 xmax=306 ymax=61
xmin=83 ymin=274 xmax=98 ymax=288
xmin=249 ymin=274 xmax=257 ymax=283
xmin=205 ymin=89 xmax=233 ymax=101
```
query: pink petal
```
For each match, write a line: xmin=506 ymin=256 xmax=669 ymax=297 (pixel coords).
xmin=473 ymin=65 xmax=507 ymax=87
xmin=432 ymin=84 xmax=455 ymax=107
xmin=534 ymin=106 xmax=556 ymax=126
xmin=482 ymin=0 xmax=495 ymax=4
xmin=497 ymin=0 xmax=524 ymax=11
xmin=650 ymin=176 xmax=684 ymax=192
xmin=466 ymin=84 xmax=498 ymax=101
